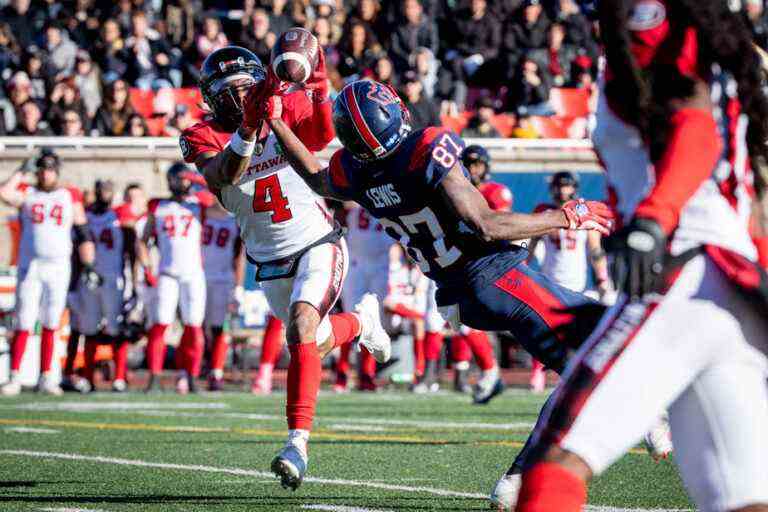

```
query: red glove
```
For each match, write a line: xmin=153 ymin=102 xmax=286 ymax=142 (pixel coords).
xmin=561 ymin=199 xmax=614 ymax=235
xmin=144 ymin=266 xmax=158 ymax=288
xmin=242 ymin=71 xmax=285 ymax=129
xmin=304 ymin=47 xmax=328 ymax=102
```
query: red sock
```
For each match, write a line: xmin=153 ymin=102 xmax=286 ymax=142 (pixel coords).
xmin=114 ymin=342 xmax=128 ymax=381
xmin=40 ymin=328 xmax=56 ymax=373
xmin=360 ymin=348 xmax=377 ymax=378
xmin=389 ymin=303 xmax=423 ymax=319
xmin=330 ymin=312 xmax=361 ymax=348
xmin=182 ymin=325 xmax=204 ymax=377
xmin=465 ymin=330 xmax=496 ymax=371
xmin=451 ymin=335 xmax=471 ymax=364
xmin=516 ymin=462 xmax=587 ymax=512
xmin=83 ymin=339 xmax=98 ymax=382
xmin=413 ymin=335 xmax=425 ymax=377
xmin=210 ymin=331 xmax=229 ymax=372
xmin=260 ymin=315 xmax=285 ymax=365
xmin=286 ymin=343 xmax=321 ymax=431
xmin=10 ymin=330 xmax=30 ymax=372
xmin=147 ymin=324 xmax=168 ymax=375
xmin=424 ymin=331 xmax=444 ymax=362
xmin=336 ymin=342 xmax=351 ymax=385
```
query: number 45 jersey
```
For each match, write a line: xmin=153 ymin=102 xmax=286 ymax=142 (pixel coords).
xmin=328 ymin=127 xmax=527 ymax=285
xmin=180 ymin=91 xmax=335 ymax=263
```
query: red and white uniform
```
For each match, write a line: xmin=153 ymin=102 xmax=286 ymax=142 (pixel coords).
xmin=531 ymin=4 xmax=768 ymax=509
xmin=387 ymin=261 xmax=433 ymax=328
xmin=342 ymin=205 xmax=391 ymax=311
xmin=478 ymin=181 xmax=513 ymax=212
xmin=77 ymin=208 xmax=126 ymax=336
xmin=15 ymin=185 xmax=80 ymax=330
xmin=533 ymin=203 xmax=589 ymax=292
xmin=148 ymin=197 xmax=206 ymax=327
xmin=202 ymin=214 xmax=239 ymax=327
xmin=180 ymin=91 xmax=345 ymax=341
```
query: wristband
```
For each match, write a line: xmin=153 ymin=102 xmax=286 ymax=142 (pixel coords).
xmin=229 ymin=130 xmax=256 ymax=157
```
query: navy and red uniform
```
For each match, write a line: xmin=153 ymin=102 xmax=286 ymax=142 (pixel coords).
xmin=328 ymin=127 xmax=602 ymax=371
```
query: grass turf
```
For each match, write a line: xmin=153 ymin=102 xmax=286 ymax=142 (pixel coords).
xmin=0 ymin=389 xmax=693 ymax=511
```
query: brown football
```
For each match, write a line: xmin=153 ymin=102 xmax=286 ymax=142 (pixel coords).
xmin=271 ymin=27 xmax=319 ymax=84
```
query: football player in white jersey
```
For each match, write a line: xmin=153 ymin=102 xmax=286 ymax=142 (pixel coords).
xmin=202 ymin=197 xmax=245 ymax=391
xmin=527 ymin=171 xmax=611 ymax=393
xmin=137 ymin=162 xmax=208 ymax=394
xmin=0 ymin=149 xmax=99 ymax=396
xmin=79 ymin=180 xmax=136 ymax=392
xmin=180 ymin=46 xmax=391 ymax=490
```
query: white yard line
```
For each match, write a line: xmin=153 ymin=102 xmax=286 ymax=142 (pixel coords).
xmin=2 ymin=449 xmax=694 ymax=511
xmin=302 ymin=505 xmax=394 ymax=512
xmin=10 ymin=401 xmax=228 ymax=412
xmin=4 ymin=427 xmax=60 ymax=434
xmin=39 ymin=508 xmax=110 ymax=512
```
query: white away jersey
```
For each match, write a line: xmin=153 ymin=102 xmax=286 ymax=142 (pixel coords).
xmin=344 ymin=204 xmax=392 ymax=263
xmin=202 ymin=214 xmax=239 ymax=283
xmin=88 ymin=208 xmax=125 ymax=278
xmin=148 ymin=197 xmax=204 ymax=277
xmin=17 ymin=185 xmax=80 ymax=265
xmin=534 ymin=203 xmax=589 ymax=292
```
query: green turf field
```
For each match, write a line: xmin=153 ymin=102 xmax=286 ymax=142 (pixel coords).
xmin=0 ymin=389 xmax=693 ymax=511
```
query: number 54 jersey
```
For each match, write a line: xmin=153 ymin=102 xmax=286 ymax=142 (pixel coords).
xmin=327 ymin=127 xmax=527 ymax=285
xmin=180 ymin=91 xmax=335 ymax=263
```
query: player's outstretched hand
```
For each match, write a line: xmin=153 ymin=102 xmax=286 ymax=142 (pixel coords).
xmin=605 ymin=217 xmax=666 ymax=301
xmin=242 ymin=72 xmax=284 ymax=129
xmin=304 ymin=47 xmax=328 ymax=102
xmin=562 ymin=199 xmax=614 ymax=235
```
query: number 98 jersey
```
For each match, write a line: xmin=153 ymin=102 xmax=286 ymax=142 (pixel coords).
xmin=328 ymin=127 xmax=526 ymax=284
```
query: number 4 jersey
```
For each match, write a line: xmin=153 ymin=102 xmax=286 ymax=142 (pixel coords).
xmin=328 ymin=127 xmax=527 ymax=285
xmin=180 ymin=91 xmax=335 ymax=263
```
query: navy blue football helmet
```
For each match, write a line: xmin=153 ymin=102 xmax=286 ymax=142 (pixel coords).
xmin=333 ymin=80 xmax=412 ymax=162
xmin=461 ymin=145 xmax=491 ymax=184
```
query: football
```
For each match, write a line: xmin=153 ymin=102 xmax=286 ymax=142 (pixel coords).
xmin=271 ymin=27 xmax=319 ymax=84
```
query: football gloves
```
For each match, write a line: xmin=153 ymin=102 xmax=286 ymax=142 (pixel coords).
xmin=606 ymin=217 xmax=667 ymax=300
xmin=561 ymin=199 xmax=614 ymax=236
xmin=80 ymin=264 xmax=103 ymax=291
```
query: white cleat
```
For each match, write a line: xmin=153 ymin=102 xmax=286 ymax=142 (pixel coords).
xmin=489 ymin=473 xmax=521 ymax=511
xmin=0 ymin=380 xmax=22 ymax=397
xmin=37 ymin=374 xmax=63 ymax=396
xmin=354 ymin=293 xmax=391 ymax=363
xmin=644 ymin=414 xmax=674 ymax=462
xmin=112 ymin=379 xmax=127 ymax=393
xmin=175 ymin=374 xmax=190 ymax=395
xmin=473 ymin=367 xmax=505 ymax=405
xmin=271 ymin=442 xmax=308 ymax=491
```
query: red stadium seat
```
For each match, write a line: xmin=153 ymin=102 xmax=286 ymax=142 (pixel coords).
xmin=490 ymin=113 xmax=516 ymax=138
xmin=529 ymin=116 xmax=569 ymax=138
xmin=549 ymin=88 xmax=590 ymax=118
xmin=172 ymin=88 xmax=206 ymax=120
xmin=440 ymin=112 xmax=473 ymax=134
xmin=145 ymin=117 xmax=167 ymax=136
xmin=129 ymin=88 xmax=155 ymax=119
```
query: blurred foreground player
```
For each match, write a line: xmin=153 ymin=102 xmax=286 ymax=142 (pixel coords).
xmin=180 ymin=46 xmax=391 ymax=490
xmin=0 ymin=149 xmax=99 ymax=396
xmin=514 ymin=1 xmax=768 ymax=511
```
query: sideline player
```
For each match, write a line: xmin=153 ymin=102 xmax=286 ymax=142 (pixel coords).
xmin=137 ymin=162 xmax=207 ymax=394
xmin=180 ymin=46 xmax=391 ymax=490
xmin=79 ymin=179 xmax=136 ymax=392
xmin=514 ymin=1 xmax=768 ymax=511
xmin=0 ymin=149 xmax=99 ymax=396
xmin=202 ymin=196 xmax=245 ymax=391
xmin=527 ymin=171 xmax=611 ymax=392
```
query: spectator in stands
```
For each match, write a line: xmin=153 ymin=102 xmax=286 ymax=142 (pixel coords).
xmin=74 ymin=50 xmax=102 ymax=121
xmin=63 ymin=1 xmax=101 ymax=49
xmin=12 ymin=100 xmax=53 ymax=136
xmin=508 ymin=0 xmax=550 ymax=52
xmin=345 ymin=0 xmax=387 ymax=45
xmin=196 ymin=14 xmax=229 ymax=66
xmin=747 ymin=0 xmax=768 ymax=50
xmin=507 ymin=55 xmax=553 ymax=116
xmin=164 ymin=104 xmax=197 ymax=137
xmin=312 ymin=16 xmax=340 ymax=69
xmin=21 ymin=47 xmax=53 ymax=104
xmin=1 ymin=0 xmax=35 ymax=50
xmin=238 ymin=8 xmax=276 ymax=65
xmin=93 ymin=79 xmax=135 ymax=136
xmin=94 ymin=19 xmax=128 ymax=84
xmin=56 ymin=108 xmax=86 ymax=136
xmin=555 ymin=0 xmax=596 ymax=57
xmin=311 ymin=0 xmax=336 ymax=19
xmin=124 ymin=11 xmax=181 ymax=90
xmin=445 ymin=0 xmax=502 ymax=87
xmin=48 ymin=77 xmax=89 ymax=132
xmin=530 ymin=23 xmax=576 ymax=87
xmin=409 ymin=47 xmax=438 ymax=99
xmin=44 ymin=21 xmax=79 ymax=79
xmin=368 ymin=55 xmax=399 ymax=89
xmin=462 ymin=97 xmax=501 ymax=138
xmin=0 ymin=23 xmax=20 ymax=83
xmin=266 ymin=0 xmax=294 ymax=37
xmin=400 ymin=69 xmax=440 ymax=130
xmin=163 ymin=0 xmax=196 ymax=53
xmin=337 ymin=20 xmax=381 ymax=81
xmin=127 ymin=113 xmax=150 ymax=137
xmin=389 ymin=0 xmax=439 ymax=73
xmin=2 ymin=72 xmax=43 ymax=133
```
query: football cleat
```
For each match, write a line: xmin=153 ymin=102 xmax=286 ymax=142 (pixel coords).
xmin=453 ymin=367 xmax=471 ymax=394
xmin=0 ymin=379 xmax=22 ymax=397
xmin=37 ymin=374 xmax=63 ymax=396
xmin=473 ymin=368 xmax=504 ymax=405
xmin=176 ymin=373 xmax=189 ymax=395
xmin=529 ymin=364 xmax=546 ymax=394
xmin=354 ymin=294 xmax=391 ymax=363
xmin=144 ymin=374 xmax=161 ymax=394
xmin=61 ymin=375 xmax=92 ymax=394
xmin=112 ymin=379 xmax=127 ymax=393
xmin=271 ymin=441 xmax=308 ymax=491
xmin=489 ymin=473 xmax=521 ymax=511
xmin=644 ymin=415 xmax=674 ymax=462
xmin=208 ymin=375 xmax=224 ymax=392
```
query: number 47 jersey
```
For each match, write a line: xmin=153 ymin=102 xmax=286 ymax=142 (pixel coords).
xmin=328 ymin=127 xmax=526 ymax=284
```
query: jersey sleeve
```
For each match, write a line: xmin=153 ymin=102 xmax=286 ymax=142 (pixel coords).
xmin=327 ymin=149 xmax=354 ymax=200
xmin=66 ymin=186 xmax=83 ymax=204
xmin=180 ymin=122 xmax=226 ymax=164
xmin=413 ymin=128 xmax=467 ymax=189
xmin=282 ymin=91 xmax=335 ymax=152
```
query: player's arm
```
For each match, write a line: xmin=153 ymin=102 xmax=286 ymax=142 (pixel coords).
xmin=587 ymin=230 xmax=611 ymax=293
xmin=439 ymin=165 xmax=612 ymax=242
xmin=267 ymin=117 xmax=348 ymax=201
xmin=0 ymin=169 xmax=26 ymax=208
xmin=72 ymin=201 xmax=103 ymax=289
xmin=526 ymin=236 xmax=541 ymax=264
xmin=122 ymin=225 xmax=138 ymax=289
xmin=136 ymin=212 xmax=158 ymax=287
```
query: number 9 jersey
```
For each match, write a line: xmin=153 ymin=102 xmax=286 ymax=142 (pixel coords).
xmin=327 ymin=127 xmax=527 ymax=285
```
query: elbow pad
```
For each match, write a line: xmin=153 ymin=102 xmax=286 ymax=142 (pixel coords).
xmin=74 ymin=224 xmax=94 ymax=245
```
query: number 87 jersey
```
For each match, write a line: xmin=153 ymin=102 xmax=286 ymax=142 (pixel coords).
xmin=328 ymin=127 xmax=523 ymax=283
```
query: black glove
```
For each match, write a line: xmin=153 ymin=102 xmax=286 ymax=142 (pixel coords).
xmin=605 ymin=218 xmax=667 ymax=300
xmin=80 ymin=264 xmax=103 ymax=291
